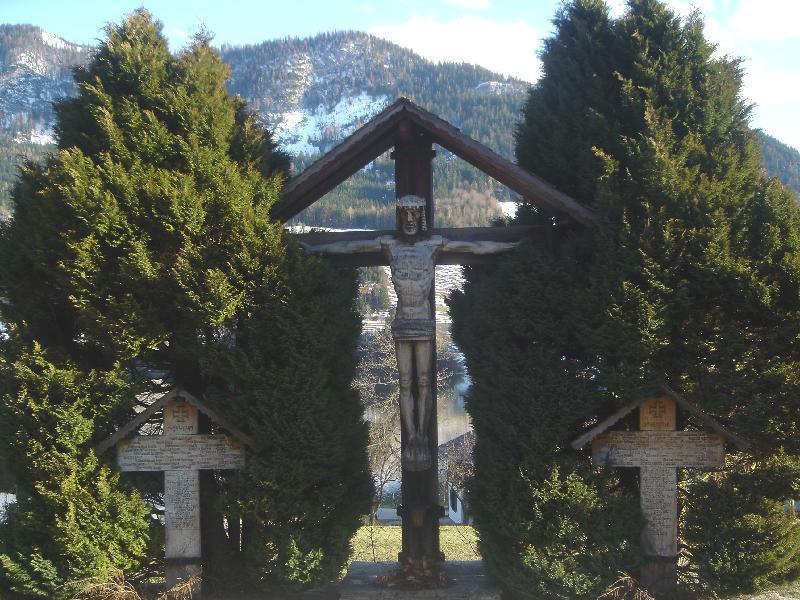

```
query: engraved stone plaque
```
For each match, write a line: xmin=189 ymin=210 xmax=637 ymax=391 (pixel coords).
xmin=117 ymin=435 xmax=245 ymax=471
xmin=164 ymin=401 xmax=198 ymax=436
xmin=580 ymin=394 xmax=737 ymax=594
xmin=590 ymin=420 xmax=724 ymax=559
xmin=639 ymin=395 xmax=676 ymax=431
xmin=639 ymin=466 xmax=677 ymax=556
xmin=165 ymin=469 xmax=200 ymax=559
xmin=592 ymin=431 xmax=724 ymax=469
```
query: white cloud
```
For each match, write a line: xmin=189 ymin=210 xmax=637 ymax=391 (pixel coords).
xmin=443 ymin=0 xmax=491 ymax=9
xmin=725 ymin=0 xmax=800 ymax=42
xmin=348 ymin=1 xmax=375 ymax=13
xmin=698 ymin=1 xmax=800 ymax=147
xmin=741 ymin=60 xmax=800 ymax=109
xmin=740 ymin=58 xmax=800 ymax=149
xmin=606 ymin=0 xmax=627 ymax=17
xmin=167 ymin=26 xmax=190 ymax=50
xmin=371 ymin=14 xmax=540 ymax=82
xmin=663 ymin=0 xmax=716 ymax=18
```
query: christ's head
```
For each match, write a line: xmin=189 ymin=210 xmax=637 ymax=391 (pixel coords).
xmin=396 ymin=195 xmax=427 ymax=238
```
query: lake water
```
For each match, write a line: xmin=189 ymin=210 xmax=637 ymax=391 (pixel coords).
xmin=0 ymin=493 xmax=14 ymax=518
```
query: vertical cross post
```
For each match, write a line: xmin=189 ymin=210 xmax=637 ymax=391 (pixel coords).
xmin=591 ymin=395 xmax=724 ymax=597
xmin=162 ymin=401 xmax=202 ymax=589
xmin=392 ymin=121 xmax=443 ymax=565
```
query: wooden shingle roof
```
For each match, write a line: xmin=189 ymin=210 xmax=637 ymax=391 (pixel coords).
xmin=270 ymin=97 xmax=597 ymax=227
xmin=570 ymin=385 xmax=750 ymax=451
xmin=95 ymin=388 xmax=252 ymax=455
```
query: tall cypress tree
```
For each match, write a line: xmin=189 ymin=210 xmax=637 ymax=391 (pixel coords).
xmin=0 ymin=10 xmax=370 ymax=596
xmin=451 ymin=0 xmax=800 ymax=597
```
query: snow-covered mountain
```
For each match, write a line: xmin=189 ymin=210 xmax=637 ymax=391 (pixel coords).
xmin=0 ymin=26 xmax=528 ymax=165
xmin=0 ymin=26 xmax=529 ymax=221
xmin=0 ymin=25 xmax=91 ymax=144
xmin=220 ymin=31 xmax=528 ymax=168
xmin=1 ymin=25 xmax=796 ymax=222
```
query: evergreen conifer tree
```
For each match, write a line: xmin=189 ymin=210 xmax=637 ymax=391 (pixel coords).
xmin=0 ymin=10 xmax=370 ymax=596
xmin=451 ymin=0 xmax=800 ymax=597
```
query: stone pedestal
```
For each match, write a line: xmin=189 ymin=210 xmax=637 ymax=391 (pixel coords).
xmin=339 ymin=561 xmax=501 ymax=600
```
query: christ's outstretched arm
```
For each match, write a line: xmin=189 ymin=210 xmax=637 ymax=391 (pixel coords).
xmin=300 ymin=235 xmax=390 ymax=255
xmin=441 ymin=239 xmax=519 ymax=255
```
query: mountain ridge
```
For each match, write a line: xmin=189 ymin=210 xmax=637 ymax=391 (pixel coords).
xmin=0 ymin=24 xmax=797 ymax=224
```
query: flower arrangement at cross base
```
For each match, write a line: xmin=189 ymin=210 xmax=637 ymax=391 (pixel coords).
xmin=375 ymin=558 xmax=452 ymax=589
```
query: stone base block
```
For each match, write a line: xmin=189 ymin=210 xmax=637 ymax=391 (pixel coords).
xmin=339 ymin=561 xmax=500 ymax=600
xmin=640 ymin=558 xmax=677 ymax=598
xmin=166 ymin=560 xmax=202 ymax=592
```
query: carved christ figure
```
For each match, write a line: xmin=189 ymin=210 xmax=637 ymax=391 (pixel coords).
xmin=302 ymin=195 xmax=517 ymax=471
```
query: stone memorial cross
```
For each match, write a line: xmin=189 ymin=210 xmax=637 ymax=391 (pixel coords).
xmin=588 ymin=395 xmax=725 ymax=594
xmin=108 ymin=392 xmax=246 ymax=590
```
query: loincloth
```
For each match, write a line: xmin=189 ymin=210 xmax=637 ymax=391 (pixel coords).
xmin=391 ymin=318 xmax=435 ymax=341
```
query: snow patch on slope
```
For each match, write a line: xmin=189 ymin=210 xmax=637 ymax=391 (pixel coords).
xmin=40 ymin=31 xmax=71 ymax=51
xmin=271 ymin=92 xmax=389 ymax=157
xmin=15 ymin=51 xmax=48 ymax=76
xmin=498 ymin=201 xmax=517 ymax=217
xmin=475 ymin=81 xmax=518 ymax=95
xmin=13 ymin=128 xmax=54 ymax=145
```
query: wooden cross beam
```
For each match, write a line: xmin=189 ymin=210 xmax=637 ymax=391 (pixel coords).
xmin=591 ymin=395 xmax=724 ymax=595
xmin=116 ymin=398 xmax=245 ymax=592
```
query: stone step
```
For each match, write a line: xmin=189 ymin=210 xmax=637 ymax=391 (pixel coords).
xmin=196 ymin=561 xmax=502 ymax=599
xmin=339 ymin=561 xmax=501 ymax=600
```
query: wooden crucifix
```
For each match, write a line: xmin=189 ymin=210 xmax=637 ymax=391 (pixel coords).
xmin=299 ymin=130 xmax=528 ymax=566
xmin=281 ymin=98 xmax=595 ymax=569
xmin=572 ymin=390 xmax=748 ymax=596
xmin=96 ymin=389 xmax=249 ymax=594
xmin=304 ymin=191 xmax=520 ymax=567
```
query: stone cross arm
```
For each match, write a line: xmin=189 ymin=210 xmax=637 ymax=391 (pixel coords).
xmin=591 ymin=431 xmax=724 ymax=469
xmin=111 ymin=397 xmax=246 ymax=591
xmin=575 ymin=393 xmax=740 ymax=595
xmin=117 ymin=435 xmax=246 ymax=472
xmin=591 ymin=428 xmax=725 ymax=559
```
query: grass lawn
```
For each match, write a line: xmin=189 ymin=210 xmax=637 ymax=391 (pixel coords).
xmin=351 ymin=525 xmax=480 ymax=562
xmin=350 ymin=527 xmax=800 ymax=600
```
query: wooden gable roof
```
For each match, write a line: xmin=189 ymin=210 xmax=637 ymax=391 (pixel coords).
xmin=269 ymin=97 xmax=597 ymax=227
xmin=570 ymin=385 xmax=750 ymax=451
xmin=95 ymin=388 xmax=252 ymax=455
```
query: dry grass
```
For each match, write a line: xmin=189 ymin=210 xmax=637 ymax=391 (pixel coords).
xmin=67 ymin=570 xmax=141 ymax=600
xmin=597 ymin=575 xmax=656 ymax=600
xmin=67 ymin=570 xmax=200 ymax=600
xmin=160 ymin=575 xmax=200 ymax=600
xmin=725 ymin=582 xmax=800 ymax=600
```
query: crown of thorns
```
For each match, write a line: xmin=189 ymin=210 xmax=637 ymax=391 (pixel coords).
xmin=396 ymin=195 xmax=427 ymax=208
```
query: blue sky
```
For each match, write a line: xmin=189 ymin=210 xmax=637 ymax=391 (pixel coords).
xmin=3 ymin=0 xmax=799 ymax=149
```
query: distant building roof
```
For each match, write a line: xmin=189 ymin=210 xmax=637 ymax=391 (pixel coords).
xmin=438 ymin=430 xmax=475 ymax=457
